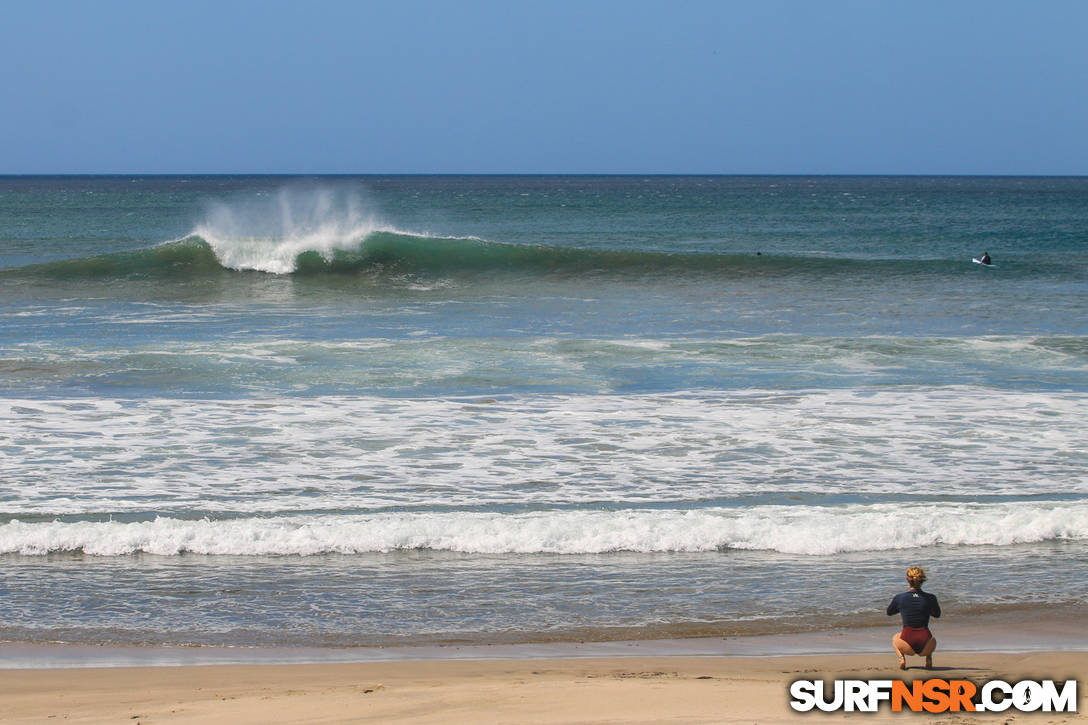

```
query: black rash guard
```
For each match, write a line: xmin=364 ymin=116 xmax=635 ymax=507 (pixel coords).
xmin=887 ymin=589 xmax=941 ymax=628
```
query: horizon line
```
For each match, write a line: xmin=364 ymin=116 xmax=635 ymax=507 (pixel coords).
xmin=2 ymin=172 xmax=1087 ymax=179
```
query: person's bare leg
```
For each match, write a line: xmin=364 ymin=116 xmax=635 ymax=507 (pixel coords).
xmin=892 ymin=634 xmax=915 ymax=670
xmin=920 ymin=636 xmax=937 ymax=669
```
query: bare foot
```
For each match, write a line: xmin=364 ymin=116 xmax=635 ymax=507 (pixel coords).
xmin=924 ymin=655 xmax=932 ymax=669
xmin=898 ymin=654 xmax=906 ymax=670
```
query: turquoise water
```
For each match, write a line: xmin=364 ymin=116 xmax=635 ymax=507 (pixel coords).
xmin=1 ymin=176 xmax=1086 ymax=646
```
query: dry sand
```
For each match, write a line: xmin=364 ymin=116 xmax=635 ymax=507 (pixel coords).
xmin=2 ymin=650 xmax=1085 ymax=724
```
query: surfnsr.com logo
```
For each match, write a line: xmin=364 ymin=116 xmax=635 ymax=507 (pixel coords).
xmin=789 ymin=679 xmax=1078 ymax=713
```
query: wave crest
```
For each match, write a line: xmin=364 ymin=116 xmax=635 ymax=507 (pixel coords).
xmin=193 ymin=185 xmax=398 ymax=274
xmin=1 ymin=183 xmax=1057 ymax=282
xmin=4 ymin=501 xmax=1085 ymax=557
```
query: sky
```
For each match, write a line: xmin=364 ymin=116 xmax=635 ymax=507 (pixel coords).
xmin=2 ymin=0 xmax=1087 ymax=175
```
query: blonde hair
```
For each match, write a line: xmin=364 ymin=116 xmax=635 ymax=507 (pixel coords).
xmin=906 ymin=566 xmax=927 ymax=588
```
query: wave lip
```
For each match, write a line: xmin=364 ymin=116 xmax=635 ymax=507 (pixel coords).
xmin=193 ymin=186 xmax=396 ymax=274
xmin=3 ymin=501 xmax=1085 ymax=557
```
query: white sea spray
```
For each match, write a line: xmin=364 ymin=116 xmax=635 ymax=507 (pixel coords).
xmin=192 ymin=185 xmax=396 ymax=273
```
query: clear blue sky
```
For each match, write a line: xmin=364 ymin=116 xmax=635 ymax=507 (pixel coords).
xmin=3 ymin=1 xmax=1086 ymax=174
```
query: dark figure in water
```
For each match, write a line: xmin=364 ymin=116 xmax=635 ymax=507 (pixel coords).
xmin=980 ymin=251 xmax=992 ymax=265
xmin=887 ymin=566 xmax=940 ymax=670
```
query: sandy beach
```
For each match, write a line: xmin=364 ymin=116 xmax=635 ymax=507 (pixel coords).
xmin=2 ymin=647 xmax=1084 ymax=724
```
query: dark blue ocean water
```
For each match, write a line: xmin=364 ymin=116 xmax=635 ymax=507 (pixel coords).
xmin=1 ymin=176 xmax=1085 ymax=646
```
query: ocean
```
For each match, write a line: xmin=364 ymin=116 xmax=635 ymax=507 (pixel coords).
xmin=1 ymin=175 xmax=1085 ymax=648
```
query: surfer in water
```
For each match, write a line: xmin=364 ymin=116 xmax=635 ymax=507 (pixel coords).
xmin=887 ymin=566 xmax=940 ymax=670
xmin=980 ymin=251 xmax=992 ymax=265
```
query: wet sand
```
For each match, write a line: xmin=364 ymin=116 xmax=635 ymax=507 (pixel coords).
xmin=4 ymin=613 xmax=1085 ymax=669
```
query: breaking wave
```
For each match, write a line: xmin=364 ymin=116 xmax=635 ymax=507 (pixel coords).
xmin=192 ymin=185 xmax=397 ymax=274
xmin=1 ymin=234 xmax=997 ymax=282
xmin=3 ymin=501 xmax=1086 ymax=557
xmin=2 ymin=184 xmax=1071 ymax=284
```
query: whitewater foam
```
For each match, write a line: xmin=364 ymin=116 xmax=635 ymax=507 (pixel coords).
xmin=3 ymin=501 xmax=1086 ymax=557
xmin=191 ymin=185 xmax=402 ymax=274
xmin=2 ymin=390 xmax=1085 ymax=516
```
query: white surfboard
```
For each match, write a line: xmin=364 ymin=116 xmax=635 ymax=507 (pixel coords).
xmin=972 ymin=258 xmax=995 ymax=267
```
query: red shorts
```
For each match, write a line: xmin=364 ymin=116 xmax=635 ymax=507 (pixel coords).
xmin=899 ymin=626 xmax=932 ymax=653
